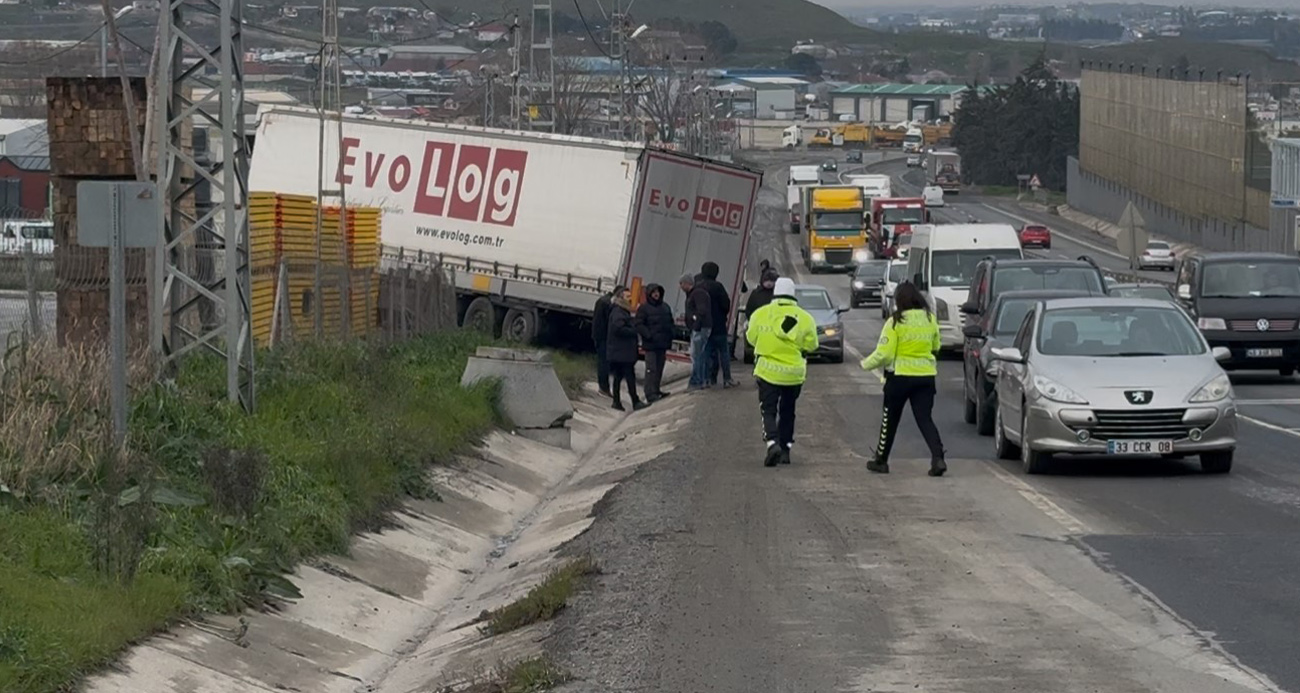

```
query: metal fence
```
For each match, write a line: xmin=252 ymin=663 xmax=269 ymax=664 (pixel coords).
xmin=0 ymin=244 xmax=54 ymax=346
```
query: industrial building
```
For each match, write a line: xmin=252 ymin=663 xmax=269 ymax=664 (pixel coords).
xmin=829 ymin=83 xmax=986 ymax=123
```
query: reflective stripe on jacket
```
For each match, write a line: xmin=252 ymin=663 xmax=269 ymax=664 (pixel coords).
xmin=861 ymin=308 xmax=940 ymax=376
xmin=745 ymin=297 xmax=818 ymax=386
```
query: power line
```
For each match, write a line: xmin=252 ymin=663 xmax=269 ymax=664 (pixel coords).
xmin=572 ymin=0 xmax=612 ymax=59
xmin=0 ymin=25 xmax=104 ymax=66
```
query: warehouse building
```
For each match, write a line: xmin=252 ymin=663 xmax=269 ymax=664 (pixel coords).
xmin=829 ymin=83 xmax=985 ymax=123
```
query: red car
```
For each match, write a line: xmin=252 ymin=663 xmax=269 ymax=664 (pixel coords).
xmin=1018 ymin=224 xmax=1051 ymax=249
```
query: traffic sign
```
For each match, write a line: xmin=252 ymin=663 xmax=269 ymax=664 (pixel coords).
xmin=1028 ymin=174 xmax=1042 ymax=188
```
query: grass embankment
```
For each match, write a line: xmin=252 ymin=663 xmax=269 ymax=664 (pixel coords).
xmin=0 ymin=331 xmax=540 ymax=693
xmin=483 ymin=556 xmax=599 ymax=636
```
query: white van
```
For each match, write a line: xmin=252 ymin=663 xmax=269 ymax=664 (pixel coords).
xmin=0 ymin=220 xmax=54 ymax=256
xmin=905 ymin=223 xmax=1022 ymax=350
xmin=922 ymin=185 xmax=944 ymax=207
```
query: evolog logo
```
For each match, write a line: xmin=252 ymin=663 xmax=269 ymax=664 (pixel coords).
xmin=337 ymin=137 xmax=527 ymax=226
xmin=648 ymin=189 xmax=745 ymax=230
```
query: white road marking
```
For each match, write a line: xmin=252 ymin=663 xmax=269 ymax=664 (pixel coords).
xmin=985 ymin=464 xmax=1092 ymax=535
xmin=982 ymin=203 xmax=1128 ymax=261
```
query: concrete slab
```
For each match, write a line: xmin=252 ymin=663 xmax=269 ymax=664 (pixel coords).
xmin=462 ymin=348 xmax=574 ymax=431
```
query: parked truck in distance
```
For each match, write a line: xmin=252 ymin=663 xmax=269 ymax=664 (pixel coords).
xmin=0 ymin=220 xmax=53 ymax=256
xmin=808 ymin=123 xmax=907 ymax=149
xmin=927 ymin=150 xmax=962 ymax=193
xmin=249 ymin=105 xmax=762 ymax=355
xmin=799 ymin=185 xmax=871 ymax=272
xmin=782 ymin=125 xmax=802 ymax=148
xmin=788 ymin=164 xmax=821 ymax=233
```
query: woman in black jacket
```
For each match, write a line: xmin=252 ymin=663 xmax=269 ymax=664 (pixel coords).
xmin=636 ymin=283 xmax=674 ymax=402
xmin=606 ymin=287 xmax=647 ymax=411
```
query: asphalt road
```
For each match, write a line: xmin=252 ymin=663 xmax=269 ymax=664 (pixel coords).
xmin=548 ymin=151 xmax=1300 ymax=693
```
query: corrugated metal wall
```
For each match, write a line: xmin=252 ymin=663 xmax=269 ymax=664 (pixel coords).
xmin=1079 ymin=70 xmax=1248 ymax=223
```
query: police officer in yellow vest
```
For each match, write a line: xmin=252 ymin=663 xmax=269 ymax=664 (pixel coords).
xmin=860 ymin=281 xmax=947 ymax=477
xmin=745 ymin=277 xmax=819 ymax=467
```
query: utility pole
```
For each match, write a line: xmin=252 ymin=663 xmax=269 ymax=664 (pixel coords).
xmin=153 ymin=0 xmax=254 ymax=410
xmin=315 ymin=0 xmax=349 ymax=338
xmin=482 ymin=67 xmax=497 ymax=127
xmin=509 ymin=12 xmax=522 ymax=130
xmin=526 ymin=0 xmax=555 ymax=131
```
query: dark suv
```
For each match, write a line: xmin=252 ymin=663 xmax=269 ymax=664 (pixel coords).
xmin=1176 ymin=251 xmax=1300 ymax=376
xmin=961 ymin=256 xmax=1109 ymax=323
xmin=960 ymin=289 xmax=1089 ymax=435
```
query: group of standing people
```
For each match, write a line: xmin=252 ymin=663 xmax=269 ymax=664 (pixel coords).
xmin=592 ymin=256 xmax=947 ymax=476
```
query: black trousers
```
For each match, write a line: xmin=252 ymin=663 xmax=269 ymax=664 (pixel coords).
xmin=876 ymin=374 xmax=945 ymax=461
xmin=757 ymin=379 xmax=802 ymax=449
xmin=595 ymin=339 xmax=610 ymax=393
xmin=611 ymin=361 xmax=640 ymax=404
xmin=644 ymin=349 xmax=666 ymax=398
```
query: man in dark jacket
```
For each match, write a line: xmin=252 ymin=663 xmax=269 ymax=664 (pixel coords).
xmin=605 ymin=287 xmax=647 ymax=412
xmin=745 ymin=267 xmax=779 ymax=317
xmin=699 ymin=261 xmax=738 ymax=389
xmin=591 ymin=285 xmax=623 ymax=397
xmin=679 ymin=272 xmax=712 ymax=390
xmin=636 ymin=283 xmax=674 ymax=402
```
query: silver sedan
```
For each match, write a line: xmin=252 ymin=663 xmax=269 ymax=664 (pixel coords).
xmin=990 ymin=297 xmax=1237 ymax=474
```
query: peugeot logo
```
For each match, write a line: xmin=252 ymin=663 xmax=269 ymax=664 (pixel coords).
xmin=1257 ymin=318 xmax=1271 ymax=332
xmin=1125 ymin=390 xmax=1153 ymax=405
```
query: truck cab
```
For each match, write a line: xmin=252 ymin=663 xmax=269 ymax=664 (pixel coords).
xmin=781 ymin=125 xmax=802 ymax=148
xmin=902 ymin=127 xmax=924 ymax=152
xmin=870 ymin=197 xmax=928 ymax=259
xmin=801 ymin=186 xmax=871 ymax=273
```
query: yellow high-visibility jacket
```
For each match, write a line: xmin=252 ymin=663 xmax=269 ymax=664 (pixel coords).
xmin=745 ymin=297 xmax=819 ymax=386
xmin=861 ymin=308 xmax=940 ymax=376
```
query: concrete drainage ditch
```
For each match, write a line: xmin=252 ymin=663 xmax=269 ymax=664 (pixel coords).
xmin=85 ymin=354 xmax=694 ymax=693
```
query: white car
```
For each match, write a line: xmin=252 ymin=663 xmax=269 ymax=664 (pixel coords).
xmin=922 ymin=185 xmax=945 ymax=207
xmin=880 ymin=258 xmax=909 ymax=319
xmin=1138 ymin=240 xmax=1176 ymax=271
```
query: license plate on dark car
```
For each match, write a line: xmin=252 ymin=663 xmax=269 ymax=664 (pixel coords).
xmin=1247 ymin=348 xmax=1283 ymax=358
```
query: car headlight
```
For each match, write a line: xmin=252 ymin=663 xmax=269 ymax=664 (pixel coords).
xmin=1189 ymin=373 xmax=1232 ymax=403
xmin=853 ymin=249 xmax=870 ymax=263
xmin=811 ymin=251 xmax=825 ymax=262
xmin=1197 ymin=317 xmax=1227 ymax=330
xmin=934 ymin=297 xmax=950 ymax=322
xmin=820 ymin=326 xmax=838 ymax=337
xmin=852 ymin=280 xmax=865 ymax=289
xmin=1031 ymin=374 xmax=1088 ymax=404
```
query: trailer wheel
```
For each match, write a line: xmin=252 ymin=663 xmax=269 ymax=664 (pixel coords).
xmin=463 ymin=297 xmax=497 ymax=335
xmin=502 ymin=307 xmax=539 ymax=344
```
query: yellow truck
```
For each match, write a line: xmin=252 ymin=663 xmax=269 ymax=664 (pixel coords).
xmin=808 ymin=123 xmax=907 ymax=149
xmin=799 ymin=186 xmax=872 ymax=272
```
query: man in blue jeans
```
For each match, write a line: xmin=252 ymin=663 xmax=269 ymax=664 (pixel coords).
xmin=698 ymin=262 xmax=738 ymax=389
xmin=679 ymin=272 xmax=713 ymax=389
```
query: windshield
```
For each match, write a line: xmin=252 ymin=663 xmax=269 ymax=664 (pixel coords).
xmin=855 ymin=262 xmax=888 ymax=279
xmin=882 ymin=208 xmax=925 ymax=224
xmin=993 ymin=298 xmax=1039 ymax=338
xmin=931 ymin=249 xmax=1021 ymax=288
xmin=1147 ymin=241 xmax=1170 ymax=250
xmin=904 ymin=134 xmax=922 ymax=142
xmin=813 ymin=211 xmax=863 ymax=232
xmin=888 ymin=262 xmax=908 ymax=282
xmin=1037 ymin=306 xmax=1206 ymax=357
xmin=1112 ymin=286 xmax=1174 ymax=301
xmin=992 ymin=266 xmax=1104 ymax=295
xmin=795 ymin=288 xmax=833 ymax=311
xmin=1201 ymin=260 xmax=1300 ymax=298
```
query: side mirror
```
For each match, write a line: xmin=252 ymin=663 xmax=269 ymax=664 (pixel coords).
xmin=837 ymin=305 xmax=850 ymax=314
xmin=990 ymin=347 xmax=1024 ymax=363
xmin=1177 ymin=284 xmax=1192 ymax=300
xmin=962 ymin=324 xmax=984 ymax=339
xmin=1211 ymin=346 xmax=1231 ymax=362
xmin=877 ymin=278 xmax=886 ymax=286
xmin=960 ymin=302 xmax=978 ymax=315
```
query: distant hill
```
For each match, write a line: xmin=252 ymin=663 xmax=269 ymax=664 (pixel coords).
xmin=565 ymin=0 xmax=879 ymax=49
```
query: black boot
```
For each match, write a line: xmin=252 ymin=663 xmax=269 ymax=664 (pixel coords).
xmin=632 ymin=400 xmax=649 ymax=411
xmin=764 ymin=443 xmax=782 ymax=467
xmin=928 ymin=455 xmax=947 ymax=477
xmin=780 ymin=445 xmax=792 ymax=465
xmin=866 ymin=455 xmax=890 ymax=474
xmin=611 ymin=400 xmax=625 ymax=412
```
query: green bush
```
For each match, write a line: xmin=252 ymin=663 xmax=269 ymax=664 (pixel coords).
xmin=0 ymin=331 xmax=505 ymax=692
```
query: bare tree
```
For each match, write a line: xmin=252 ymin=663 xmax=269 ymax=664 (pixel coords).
xmin=552 ymin=56 xmax=602 ymax=136
xmin=636 ymin=61 xmax=688 ymax=145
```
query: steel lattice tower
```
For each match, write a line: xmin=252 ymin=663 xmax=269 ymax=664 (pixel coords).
xmin=153 ymin=0 xmax=254 ymax=410
xmin=527 ymin=0 xmax=555 ymax=131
